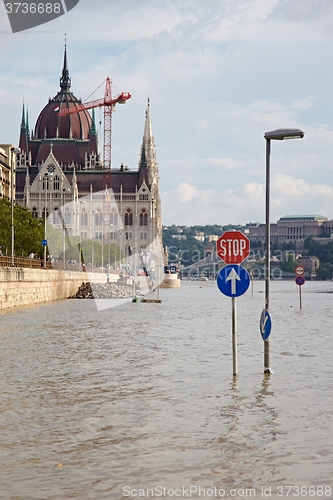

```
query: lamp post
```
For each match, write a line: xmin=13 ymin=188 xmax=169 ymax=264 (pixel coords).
xmin=10 ymin=147 xmax=20 ymax=267
xmin=78 ymin=201 xmax=86 ymax=268
xmin=61 ymin=186 xmax=71 ymax=270
xmin=263 ymin=128 xmax=304 ymax=373
xmin=43 ymin=172 xmax=53 ymax=269
xmin=101 ymin=218 xmax=108 ymax=270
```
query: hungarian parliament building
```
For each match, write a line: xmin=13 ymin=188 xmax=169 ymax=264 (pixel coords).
xmin=13 ymin=46 xmax=162 ymax=259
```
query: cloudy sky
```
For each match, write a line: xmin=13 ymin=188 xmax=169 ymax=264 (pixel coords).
xmin=1 ymin=0 xmax=333 ymax=226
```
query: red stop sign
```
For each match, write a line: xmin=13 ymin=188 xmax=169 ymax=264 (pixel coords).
xmin=216 ymin=231 xmax=250 ymax=264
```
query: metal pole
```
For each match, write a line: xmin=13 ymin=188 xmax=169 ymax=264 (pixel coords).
xmin=102 ymin=220 xmax=104 ymax=270
xmin=92 ymin=211 xmax=94 ymax=272
xmin=108 ymin=225 xmax=111 ymax=270
xmin=10 ymin=150 xmax=14 ymax=267
xmin=61 ymin=187 xmax=65 ymax=270
xmin=44 ymin=175 xmax=47 ymax=269
xmin=299 ymin=285 xmax=302 ymax=309
xmin=231 ymin=297 xmax=237 ymax=376
xmin=79 ymin=211 xmax=81 ymax=268
xmin=264 ymin=138 xmax=271 ymax=373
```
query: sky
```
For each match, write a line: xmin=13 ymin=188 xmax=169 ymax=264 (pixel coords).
xmin=1 ymin=0 xmax=333 ymax=227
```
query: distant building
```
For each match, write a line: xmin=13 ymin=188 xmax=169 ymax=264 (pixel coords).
xmin=206 ymin=234 xmax=219 ymax=242
xmin=248 ymin=214 xmax=333 ymax=249
xmin=0 ymin=144 xmax=16 ymax=201
xmin=170 ymin=234 xmax=187 ymax=240
xmin=296 ymin=256 xmax=320 ymax=277
xmin=194 ymin=231 xmax=205 ymax=242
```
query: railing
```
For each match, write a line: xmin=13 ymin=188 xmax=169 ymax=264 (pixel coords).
xmin=0 ymin=255 xmax=121 ymax=273
xmin=0 ymin=255 xmax=53 ymax=269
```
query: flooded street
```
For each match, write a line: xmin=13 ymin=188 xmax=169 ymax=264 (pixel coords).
xmin=1 ymin=280 xmax=333 ymax=499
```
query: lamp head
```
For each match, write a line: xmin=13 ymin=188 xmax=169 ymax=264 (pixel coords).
xmin=264 ymin=128 xmax=304 ymax=140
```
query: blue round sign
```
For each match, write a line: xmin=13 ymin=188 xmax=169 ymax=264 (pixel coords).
xmin=41 ymin=239 xmax=48 ymax=246
xmin=260 ymin=309 xmax=272 ymax=341
xmin=216 ymin=265 xmax=250 ymax=298
xmin=295 ymin=275 xmax=305 ymax=286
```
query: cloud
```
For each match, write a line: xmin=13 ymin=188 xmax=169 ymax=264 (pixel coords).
xmin=162 ymin=174 xmax=333 ymax=226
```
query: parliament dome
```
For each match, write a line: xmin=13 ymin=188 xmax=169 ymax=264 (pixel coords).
xmin=34 ymin=47 xmax=92 ymax=141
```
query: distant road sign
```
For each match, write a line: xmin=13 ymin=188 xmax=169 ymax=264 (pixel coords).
xmin=295 ymin=265 xmax=305 ymax=276
xmin=295 ymin=275 xmax=305 ymax=286
xmin=42 ymin=239 xmax=48 ymax=247
xmin=260 ymin=309 xmax=272 ymax=341
xmin=216 ymin=231 xmax=250 ymax=264
xmin=217 ymin=265 xmax=250 ymax=298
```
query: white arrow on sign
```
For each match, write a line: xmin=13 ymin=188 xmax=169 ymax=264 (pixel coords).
xmin=260 ymin=315 xmax=268 ymax=334
xmin=226 ymin=267 xmax=241 ymax=294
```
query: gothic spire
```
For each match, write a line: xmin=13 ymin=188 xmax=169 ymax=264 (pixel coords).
xmin=26 ymin=106 xmax=30 ymax=140
xmin=139 ymin=143 xmax=147 ymax=169
xmin=19 ymin=100 xmax=28 ymax=154
xmin=90 ymin=108 xmax=96 ymax=135
xmin=60 ymin=41 xmax=71 ymax=92
xmin=21 ymin=101 xmax=26 ymax=131
xmin=143 ymin=97 xmax=153 ymax=144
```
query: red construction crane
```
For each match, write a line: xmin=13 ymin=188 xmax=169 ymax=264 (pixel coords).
xmin=58 ymin=77 xmax=131 ymax=169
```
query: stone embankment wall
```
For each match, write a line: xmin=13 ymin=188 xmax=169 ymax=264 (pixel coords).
xmin=0 ymin=267 xmax=111 ymax=310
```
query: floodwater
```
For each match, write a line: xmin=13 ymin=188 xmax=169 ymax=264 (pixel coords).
xmin=1 ymin=280 xmax=333 ymax=500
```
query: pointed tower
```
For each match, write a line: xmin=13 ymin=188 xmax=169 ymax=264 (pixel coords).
xmin=89 ymin=108 xmax=98 ymax=156
xmin=142 ymin=98 xmax=158 ymax=185
xmin=60 ymin=42 xmax=71 ymax=93
xmin=19 ymin=101 xmax=28 ymax=155
xmin=139 ymin=98 xmax=162 ymax=242
xmin=26 ymin=106 xmax=30 ymax=140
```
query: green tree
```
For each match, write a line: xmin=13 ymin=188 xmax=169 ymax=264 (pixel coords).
xmin=280 ymin=252 xmax=297 ymax=273
xmin=316 ymin=266 xmax=330 ymax=280
xmin=0 ymin=198 xmax=44 ymax=257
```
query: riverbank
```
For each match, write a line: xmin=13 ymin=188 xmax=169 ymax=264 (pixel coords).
xmin=0 ymin=267 xmax=111 ymax=310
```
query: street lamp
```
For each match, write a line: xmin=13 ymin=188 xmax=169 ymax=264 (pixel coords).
xmin=101 ymin=218 xmax=108 ymax=270
xmin=10 ymin=147 xmax=20 ymax=267
xmin=43 ymin=172 xmax=53 ymax=269
xmin=61 ymin=187 xmax=71 ymax=270
xmin=110 ymin=225 xmax=119 ymax=271
xmin=78 ymin=200 xmax=86 ymax=268
xmin=263 ymin=128 xmax=304 ymax=373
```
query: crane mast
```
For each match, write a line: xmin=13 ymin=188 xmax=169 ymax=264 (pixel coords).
xmin=58 ymin=77 xmax=131 ymax=169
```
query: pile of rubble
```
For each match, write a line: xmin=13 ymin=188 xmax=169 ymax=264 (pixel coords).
xmin=71 ymin=282 xmax=134 ymax=299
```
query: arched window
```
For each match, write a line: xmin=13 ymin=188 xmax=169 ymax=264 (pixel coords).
xmin=53 ymin=175 xmax=60 ymax=191
xmin=124 ymin=208 xmax=133 ymax=226
xmin=95 ymin=210 xmax=102 ymax=226
xmin=65 ymin=208 xmax=71 ymax=224
xmin=32 ymin=207 xmax=38 ymax=218
xmin=81 ymin=209 xmax=88 ymax=226
xmin=53 ymin=208 xmax=60 ymax=224
xmin=42 ymin=176 xmax=51 ymax=191
xmin=140 ymin=209 xmax=148 ymax=226
xmin=110 ymin=210 xmax=118 ymax=227
xmin=42 ymin=208 xmax=49 ymax=220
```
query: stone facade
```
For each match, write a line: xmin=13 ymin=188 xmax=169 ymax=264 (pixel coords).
xmin=0 ymin=144 xmax=16 ymax=201
xmin=248 ymin=214 xmax=333 ymax=249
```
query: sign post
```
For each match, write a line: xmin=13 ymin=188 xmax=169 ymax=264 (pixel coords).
xmin=295 ymin=272 xmax=305 ymax=309
xmin=216 ymin=231 xmax=250 ymax=376
xmin=294 ymin=265 xmax=305 ymax=309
